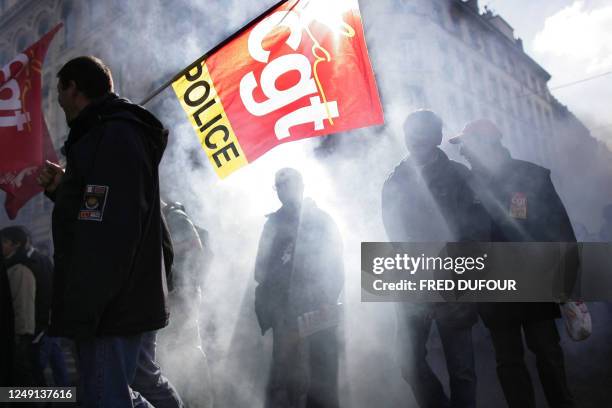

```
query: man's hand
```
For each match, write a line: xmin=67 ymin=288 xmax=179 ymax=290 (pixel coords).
xmin=37 ymin=160 xmax=64 ymax=193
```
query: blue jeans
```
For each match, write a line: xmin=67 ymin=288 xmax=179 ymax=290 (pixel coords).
xmin=77 ymin=331 xmax=183 ymax=408
xmin=396 ymin=307 xmax=477 ymax=408
xmin=132 ymin=331 xmax=184 ymax=408
xmin=33 ymin=335 xmax=69 ymax=386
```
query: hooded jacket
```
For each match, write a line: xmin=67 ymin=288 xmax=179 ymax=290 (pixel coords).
xmin=48 ymin=93 xmax=169 ymax=339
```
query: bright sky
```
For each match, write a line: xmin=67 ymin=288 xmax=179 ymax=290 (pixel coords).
xmin=482 ymin=0 xmax=612 ymax=148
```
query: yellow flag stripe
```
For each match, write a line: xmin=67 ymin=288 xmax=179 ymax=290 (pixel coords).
xmin=172 ymin=61 xmax=248 ymax=179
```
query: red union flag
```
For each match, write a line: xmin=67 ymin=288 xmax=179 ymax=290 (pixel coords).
xmin=0 ymin=24 xmax=61 ymax=218
xmin=172 ymin=0 xmax=383 ymax=178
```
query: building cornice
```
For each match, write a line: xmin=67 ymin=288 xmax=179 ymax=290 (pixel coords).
xmin=451 ymin=0 xmax=551 ymax=82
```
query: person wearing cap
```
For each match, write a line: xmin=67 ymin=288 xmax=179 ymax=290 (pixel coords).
xmin=382 ymin=110 xmax=483 ymax=408
xmin=451 ymin=119 xmax=577 ymax=408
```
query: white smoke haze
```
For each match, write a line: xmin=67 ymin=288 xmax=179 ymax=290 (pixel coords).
xmin=1 ymin=0 xmax=605 ymax=405
xmin=533 ymin=0 xmax=612 ymax=151
xmin=489 ymin=0 xmax=612 ymax=150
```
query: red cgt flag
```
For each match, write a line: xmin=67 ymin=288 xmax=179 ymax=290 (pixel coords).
xmin=0 ymin=24 xmax=61 ymax=219
xmin=172 ymin=0 xmax=384 ymax=178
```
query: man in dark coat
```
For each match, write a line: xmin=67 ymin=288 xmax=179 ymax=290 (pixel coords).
xmin=451 ymin=119 xmax=576 ymax=408
xmin=381 ymin=110 xmax=481 ymax=408
xmin=37 ymin=56 xmax=182 ymax=408
xmin=255 ymin=168 xmax=344 ymax=408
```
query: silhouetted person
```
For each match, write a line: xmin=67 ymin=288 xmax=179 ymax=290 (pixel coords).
xmin=255 ymin=168 xmax=344 ymax=408
xmin=158 ymin=201 xmax=214 ymax=408
xmin=37 ymin=56 xmax=182 ymax=408
xmin=12 ymin=227 xmax=70 ymax=387
xmin=0 ymin=247 xmax=15 ymax=385
xmin=451 ymin=119 xmax=576 ymax=408
xmin=382 ymin=110 xmax=481 ymax=408
xmin=1 ymin=226 xmax=36 ymax=386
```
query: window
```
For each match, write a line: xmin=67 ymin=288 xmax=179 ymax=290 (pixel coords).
xmin=482 ymin=37 xmax=493 ymax=60
xmin=450 ymin=6 xmax=462 ymax=30
xmin=501 ymin=83 xmax=511 ymax=112
xmin=16 ymin=33 xmax=32 ymax=52
xmin=438 ymin=38 xmax=449 ymax=54
xmin=399 ymin=0 xmax=418 ymax=14
xmin=90 ymin=0 xmax=105 ymax=24
xmin=406 ymin=86 xmax=427 ymax=107
xmin=405 ymin=34 xmax=422 ymax=70
xmin=62 ymin=2 xmax=76 ymax=48
xmin=469 ymin=26 xmax=481 ymax=48
xmin=472 ymin=63 xmax=484 ymax=96
xmin=37 ymin=17 xmax=51 ymax=36
xmin=489 ymin=75 xmax=499 ymax=103
xmin=495 ymin=45 xmax=506 ymax=70
xmin=506 ymin=55 xmax=514 ymax=75
xmin=465 ymin=99 xmax=475 ymax=120
xmin=442 ymin=60 xmax=454 ymax=81
xmin=432 ymin=3 xmax=444 ymax=26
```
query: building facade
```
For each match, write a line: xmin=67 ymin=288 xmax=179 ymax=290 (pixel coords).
xmin=360 ymin=0 xmax=612 ymax=229
xmin=0 ymin=0 xmax=148 ymax=248
xmin=1 ymin=0 xmax=611 ymax=242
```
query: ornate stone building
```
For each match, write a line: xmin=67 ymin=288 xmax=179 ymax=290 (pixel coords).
xmin=1 ymin=0 xmax=610 ymax=243
xmin=361 ymin=0 xmax=612 ymax=229
xmin=0 ymin=0 xmax=148 ymax=248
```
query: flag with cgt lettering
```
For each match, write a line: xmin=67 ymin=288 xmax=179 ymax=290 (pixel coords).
xmin=0 ymin=24 xmax=61 ymax=218
xmin=172 ymin=0 xmax=383 ymax=178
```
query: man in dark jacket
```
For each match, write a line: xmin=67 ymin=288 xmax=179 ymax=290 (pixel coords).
xmin=381 ymin=110 xmax=481 ymax=408
xmin=37 ymin=56 xmax=182 ymax=408
xmin=451 ymin=119 xmax=576 ymax=408
xmin=255 ymin=168 xmax=344 ymax=408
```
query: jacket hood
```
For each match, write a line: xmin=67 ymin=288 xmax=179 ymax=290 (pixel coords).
xmin=66 ymin=93 xmax=168 ymax=163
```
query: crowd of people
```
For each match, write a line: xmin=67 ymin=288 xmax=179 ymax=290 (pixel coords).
xmin=1 ymin=55 xmax=610 ymax=408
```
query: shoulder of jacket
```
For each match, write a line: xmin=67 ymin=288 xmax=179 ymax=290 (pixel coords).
xmin=384 ymin=158 xmax=411 ymax=186
xmin=264 ymin=208 xmax=281 ymax=220
xmin=511 ymin=159 xmax=551 ymax=178
xmin=448 ymin=160 xmax=472 ymax=178
xmin=100 ymin=111 xmax=144 ymax=128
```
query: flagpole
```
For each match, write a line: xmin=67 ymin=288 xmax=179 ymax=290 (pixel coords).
xmin=139 ymin=0 xmax=296 ymax=106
